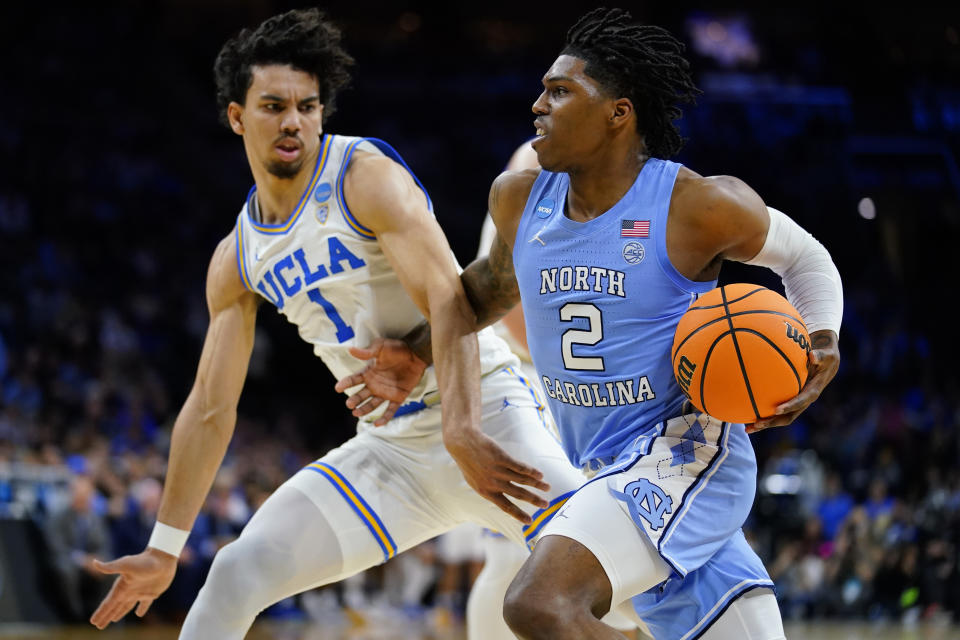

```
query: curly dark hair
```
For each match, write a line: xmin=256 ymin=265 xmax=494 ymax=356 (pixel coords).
xmin=213 ymin=8 xmax=354 ymax=127
xmin=562 ymin=7 xmax=701 ymax=158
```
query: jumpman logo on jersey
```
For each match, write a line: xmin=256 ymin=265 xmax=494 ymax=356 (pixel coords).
xmin=611 ymin=478 xmax=673 ymax=531
xmin=500 ymin=397 xmax=518 ymax=411
xmin=529 ymin=227 xmax=547 ymax=246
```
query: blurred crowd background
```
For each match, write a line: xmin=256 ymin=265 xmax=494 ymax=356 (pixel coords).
xmin=1 ymin=0 xmax=958 ymax=632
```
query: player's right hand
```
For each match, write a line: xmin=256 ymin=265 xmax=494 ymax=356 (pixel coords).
xmin=334 ymin=338 xmax=427 ymax=425
xmin=89 ymin=547 xmax=178 ymax=629
xmin=747 ymin=329 xmax=840 ymax=433
xmin=444 ymin=426 xmax=550 ymax=524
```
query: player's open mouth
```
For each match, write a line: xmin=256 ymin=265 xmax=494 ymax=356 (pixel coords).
xmin=275 ymin=144 xmax=301 ymax=161
xmin=532 ymin=120 xmax=547 ymax=148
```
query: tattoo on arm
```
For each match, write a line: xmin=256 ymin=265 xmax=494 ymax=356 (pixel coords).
xmin=462 ymin=233 xmax=521 ymax=329
xmin=811 ymin=331 xmax=836 ymax=350
xmin=404 ymin=320 xmax=434 ymax=366
xmin=401 ymin=232 xmax=520 ymax=366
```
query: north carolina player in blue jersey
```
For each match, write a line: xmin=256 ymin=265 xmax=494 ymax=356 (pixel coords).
xmin=340 ymin=8 xmax=843 ymax=639
xmin=471 ymin=140 xmax=643 ymax=639
xmin=86 ymin=9 xmax=591 ymax=638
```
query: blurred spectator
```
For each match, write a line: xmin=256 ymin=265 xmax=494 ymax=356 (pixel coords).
xmin=817 ymin=472 xmax=855 ymax=540
xmin=769 ymin=516 xmax=830 ymax=619
xmin=42 ymin=474 xmax=112 ymax=622
xmin=106 ymin=474 xmax=160 ymax=559
xmin=864 ymin=477 xmax=896 ymax=523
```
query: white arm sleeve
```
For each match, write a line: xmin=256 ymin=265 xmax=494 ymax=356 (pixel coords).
xmin=744 ymin=207 xmax=843 ymax=335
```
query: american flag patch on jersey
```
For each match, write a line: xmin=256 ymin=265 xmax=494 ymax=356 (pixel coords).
xmin=621 ymin=220 xmax=650 ymax=237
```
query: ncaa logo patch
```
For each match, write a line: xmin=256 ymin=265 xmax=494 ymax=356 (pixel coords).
xmin=622 ymin=241 xmax=645 ymax=264
xmin=314 ymin=182 xmax=333 ymax=203
xmin=535 ymin=198 xmax=555 ymax=218
xmin=315 ymin=205 xmax=329 ymax=224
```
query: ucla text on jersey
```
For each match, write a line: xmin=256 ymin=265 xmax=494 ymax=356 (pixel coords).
xmin=234 ymin=134 xmax=515 ymax=420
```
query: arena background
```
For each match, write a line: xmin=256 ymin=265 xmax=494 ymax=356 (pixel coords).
xmin=1 ymin=1 xmax=959 ymax=638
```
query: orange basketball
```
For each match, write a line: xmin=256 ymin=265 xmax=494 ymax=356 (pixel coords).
xmin=671 ymin=283 xmax=811 ymax=423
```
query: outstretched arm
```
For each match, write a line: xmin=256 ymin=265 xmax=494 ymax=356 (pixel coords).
xmin=335 ymin=169 xmax=535 ymax=419
xmin=333 ymin=231 xmax=521 ymax=419
xmin=90 ymin=234 xmax=258 ymax=629
xmin=741 ymin=206 xmax=842 ymax=431
xmin=388 ymin=170 xmax=528 ymax=367
xmin=342 ymin=154 xmax=546 ymax=522
xmin=402 ymin=228 xmax=521 ymax=366
xmin=479 ymin=139 xmax=541 ymax=355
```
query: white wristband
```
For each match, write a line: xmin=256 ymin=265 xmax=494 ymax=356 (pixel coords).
xmin=148 ymin=521 xmax=190 ymax=557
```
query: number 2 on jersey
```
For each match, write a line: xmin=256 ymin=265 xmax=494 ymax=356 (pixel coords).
xmin=560 ymin=303 xmax=605 ymax=371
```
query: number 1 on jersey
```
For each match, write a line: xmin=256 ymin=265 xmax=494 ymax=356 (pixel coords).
xmin=560 ymin=303 xmax=605 ymax=371
xmin=307 ymin=288 xmax=355 ymax=343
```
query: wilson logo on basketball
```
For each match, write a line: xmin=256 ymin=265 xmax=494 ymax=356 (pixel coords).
xmin=785 ymin=323 xmax=810 ymax=351
xmin=676 ymin=355 xmax=697 ymax=398
xmin=671 ymin=283 xmax=810 ymax=423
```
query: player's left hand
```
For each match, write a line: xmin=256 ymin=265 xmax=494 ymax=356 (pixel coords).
xmin=747 ymin=329 xmax=839 ymax=433
xmin=334 ymin=338 xmax=427 ymax=425
xmin=89 ymin=547 xmax=178 ymax=629
xmin=444 ymin=426 xmax=550 ymax=524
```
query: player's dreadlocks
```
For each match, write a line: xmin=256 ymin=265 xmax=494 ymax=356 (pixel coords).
xmin=213 ymin=8 xmax=354 ymax=127
xmin=562 ymin=7 xmax=700 ymax=158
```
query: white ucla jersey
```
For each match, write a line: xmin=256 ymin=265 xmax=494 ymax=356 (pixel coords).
xmin=234 ymin=134 xmax=515 ymax=420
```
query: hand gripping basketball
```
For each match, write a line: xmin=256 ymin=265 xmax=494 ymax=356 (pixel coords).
xmin=672 ymin=283 xmax=812 ymax=424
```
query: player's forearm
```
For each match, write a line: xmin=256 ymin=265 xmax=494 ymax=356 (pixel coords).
xmin=403 ymin=257 xmax=519 ymax=366
xmin=462 ymin=256 xmax=521 ymax=330
xmin=428 ymin=290 xmax=482 ymax=437
xmin=745 ymin=207 xmax=843 ymax=336
xmin=810 ymin=329 xmax=838 ymax=352
xmin=403 ymin=320 xmax=435 ymax=366
xmin=156 ymin=388 xmax=236 ymax=531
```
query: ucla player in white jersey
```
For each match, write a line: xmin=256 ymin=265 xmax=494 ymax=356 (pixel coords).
xmin=87 ymin=8 xmax=588 ymax=637
xmin=340 ymin=8 xmax=844 ymax=639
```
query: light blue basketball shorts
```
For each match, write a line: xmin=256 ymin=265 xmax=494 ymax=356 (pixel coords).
xmin=540 ymin=411 xmax=775 ymax=638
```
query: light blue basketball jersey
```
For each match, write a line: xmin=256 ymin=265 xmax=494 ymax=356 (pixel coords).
xmin=516 ymin=159 xmax=775 ymax=638
xmin=513 ymin=159 xmax=717 ymax=469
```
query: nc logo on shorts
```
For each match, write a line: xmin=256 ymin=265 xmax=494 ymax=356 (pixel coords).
xmin=314 ymin=182 xmax=333 ymax=202
xmin=535 ymin=198 xmax=555 ymax=218
xmin=611 ymin=478 xmax=673 ymax=531
xmin=622 ymin=241 xmax=645 ymax=264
